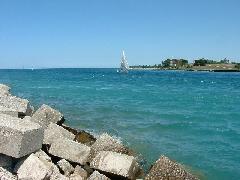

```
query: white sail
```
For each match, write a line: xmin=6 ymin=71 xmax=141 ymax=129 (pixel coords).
xmin=119 ymin=50 xmax=129 ymax=73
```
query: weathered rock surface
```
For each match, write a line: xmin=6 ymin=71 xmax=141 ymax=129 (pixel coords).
xmin=0 ymin=154 xmax=13 ymax=169
xmin=0 ymin=84 xmax=11 ymax=97
xmin=88 ymin=170 xmax=110 ymax=180
xmin=0 ymin=114 xmax=44 ymax=158
xmin=43 ymin=123 xmax=75 ymax=145
xmin=0 ymin=167 xmax=17 ymax=180
xmin=0 ymin=95 xmax=33 ymax=117
xmin=15 ymin=154 xmax=60 ymax=180
xmin=31 ymin=104 xmax=64 ymax=128
xmin=89 ymin=133 xmax=131 ymax=161
xmin=90 ymin=151 xmax=139 ymax=179
xmin=0 ymin=105 xmax=19 ymax=117
xmin=57 ymin=159 xmax=74 ymax=176
xmin=145 ymin=155 xmax=199 ymax=180
xmin=69 ymin=165 xmax=88 ymax=180
xmin=61 ymin=124 xmax=96 ymax=146
xmin=34 ymin=149 xmax=52 ymax=162
xmin=49 ymin=138 xmax=91 ymax=165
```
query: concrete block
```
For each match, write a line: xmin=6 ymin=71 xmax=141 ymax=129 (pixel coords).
xmin=0 ymin=167 xmax=17 ymax=180
xmin=15 ymin=154 xmax=60 ymax=180
xmin=0 ymin=84 xmax=10 ymax=96
xmin=145 ymin=155 xmax=199 ymax=180
xmin=0 ymin=95 xmax=33 ymax=116
xmin=31 ymin=104 xmax=64 ymax=128
xmin=88 ymin=171 xmax=110 ymax=180
xmin=43 ymin=123 xmax=75 ymax=145
xmin=49 ymin=138 xmax=90 ymax=165
xmin=0 ymin=114 xmax=44 ymax=158
xmin=90 ymin=151 xmax=139 ymax=179
xmin=57 ymin=159 xmax=74 ymax=176
xmin=89 ymin=133 xmax=130 ymax=160
xmin=0 ymin=105 xmax=18 ymax=117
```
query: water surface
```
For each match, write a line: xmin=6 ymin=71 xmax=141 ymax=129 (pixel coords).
xmin=0 ymin=68 xmax=239 ymax=179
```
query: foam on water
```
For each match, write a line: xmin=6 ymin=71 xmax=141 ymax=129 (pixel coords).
xmin=0 ymin=68 xmax=239 ymax=179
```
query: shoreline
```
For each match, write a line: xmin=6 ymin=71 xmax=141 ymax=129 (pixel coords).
xmin=0 ymin=84 xmax=200 ymax=179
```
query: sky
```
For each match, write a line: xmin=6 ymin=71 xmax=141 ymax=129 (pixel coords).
xmin=0 ymin=0 xmax=240 ymax=68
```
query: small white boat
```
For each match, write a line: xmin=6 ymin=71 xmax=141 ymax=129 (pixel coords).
xmin=119 ymin=50 xmax=129 ymax=73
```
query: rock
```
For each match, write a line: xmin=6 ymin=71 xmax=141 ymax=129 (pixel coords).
xmin=0 ymin=84 xmax=11 ymax=96
xmin=57 ymin=159 xmax=74 ymax=176
xmin=50 ymin=173 xmax=69 ymax=180
xmin=44 ymin=123 xmax=75 ymax=145
xmin=0 ymin=105 xmax=18 ymax=117
xmin=61 ymin=124 xmax=96 ymax=146
xmin=88 ymin=171 xmax=110 ymax=180
xmin=31 ymin=104 xmax=64 ymax=128
xmin=15 ymin=154 xmax=60 ymax=180
xmin=69 ymin=165 xmax=88 ymax=180
xmin=0 ymin=167 xmax=17 ymax=180
xmin=90 ymin=151 xmax=139 ymax=179
xmin=34 ymin=149 xmax=52 ymax=162
xmin=0 ymin=154 xmax=13 ymax=169
xmin=145 ymin=155 xmax=199 ymax=180
xmin=89 ymin=133 xmax=131 ymax=161
xmin=75 ymin=130 xmax=96 ymax=146
xmin=0 ymin=114 xmax=44 ymax=158
xmin=0 ymin=95 xmax=33 ymax=117
xmin=49 ymin=138 xmax=90 ymax=165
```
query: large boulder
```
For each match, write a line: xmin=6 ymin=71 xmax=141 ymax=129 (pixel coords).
xmin=90 ymin=151 xmax=139 ymax=179
xmin=15 ymin=154 xmax=59 ymax=180
xmin=57 ymin=159 xmax=74 ymax=176
xmin=88 ymin=171 xmax=110 ymax=180
xmin=49 ymin=138 xmax=90 ymax=165
xmin=0 ymin=105 xmax=18 ymax=117
xmin=0 ymin=167 xmax=17 ymax=180
xmin=145 ymin=155 xmax=199 ymax=180
xmin=0 ymin=114 xmax=44 ymax=158
xmin=0 ymin=95 xmax=33 ymax=117
xmin=43 ymin=123 xmax=75 ymax=145
xmin=31 ymin=104 xmax=64 ymax=128
xmin=89 ymin=133 xmax=132 ymax=161
xmin=0 ymin=154 xmax=13 ymax=169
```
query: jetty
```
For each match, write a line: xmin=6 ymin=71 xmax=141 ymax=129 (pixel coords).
xmin=0 ymin=84 xmax=199 ymax=179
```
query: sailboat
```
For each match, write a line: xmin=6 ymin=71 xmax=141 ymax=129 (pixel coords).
xmin=118 ymin=50 xmax=129 ymax=73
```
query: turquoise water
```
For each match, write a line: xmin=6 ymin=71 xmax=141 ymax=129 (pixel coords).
xmin=0 ymin=68 xmax=239 ymax=179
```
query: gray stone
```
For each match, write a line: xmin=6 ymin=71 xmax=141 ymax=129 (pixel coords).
xmin=43 ymin=123 xmax=75 ymax=145
xmin=0 ymin=95 xmax=33 ymax=116
xmin=0 ymin=154 xmax=13 ymax=169
xmin=34 ymin=149 xmax=52 ymax=162
xmin=15 ymin=154 xmax=60 ymax=180
xmin=0 ymin=105 xmax=18 ymax=117
xmin=57 ymin=159 xmax=74 ymax=176
xmin=31 ymin=104 xmax=64 ymax=128
xmin=50 ymin=173 xmax=69 ymax=180
xmin=90 ymin=151 xmax=139 ymax=179
xmin=70 ymin=165 xmax=88 ymax=179
xmin=49 ymin=138 xmax=90 ymax=165
xmin=145 ymin=155 xmax=199 ymax=180
xmin=0 ymin=84 xmax=10 ymax=96
xmin=89 ymin=133 xmax=130 ymax=161
xmin=0 ymin=167 xmax=17 ymax=180
xmin=88 ymin=171 xmax=110 ymax=180
xmin=0 ymin=114 xmax=44 ymax=158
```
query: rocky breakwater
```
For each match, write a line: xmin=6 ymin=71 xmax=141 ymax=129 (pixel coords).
xmin=0 ymin=84 xmax=199 ymax=180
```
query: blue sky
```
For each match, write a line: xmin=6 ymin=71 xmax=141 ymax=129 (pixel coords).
xmin=0 ymin=0 xmax=240 ymax=68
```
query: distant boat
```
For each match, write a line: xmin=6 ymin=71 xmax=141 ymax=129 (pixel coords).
xmin=118 ymin=50 xmax=129 ymax=73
